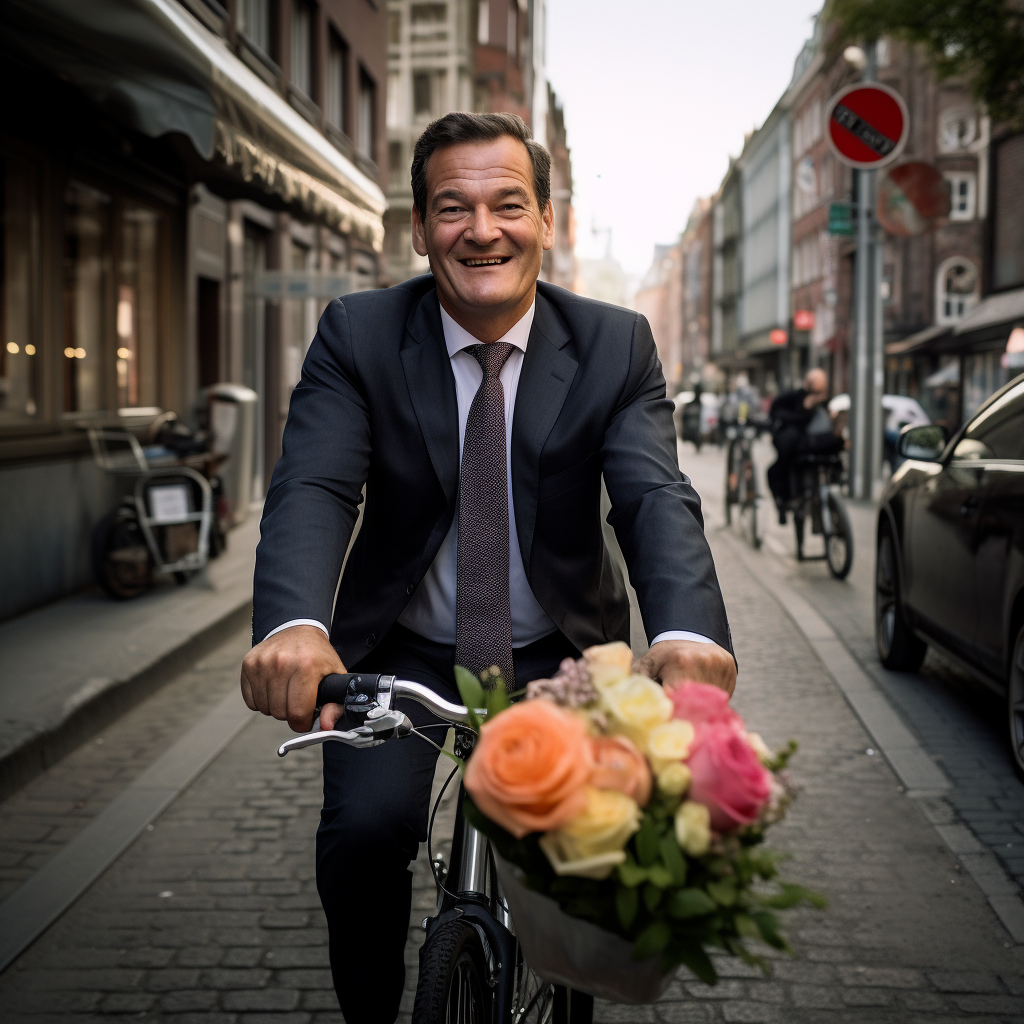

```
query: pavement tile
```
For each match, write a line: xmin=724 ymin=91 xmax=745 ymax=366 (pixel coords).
xmin=221 ymin=988 xmax=301 ymax=1010
xmin=952 ymin=994 xmax=1024 ymax=1014
xmin=159 ymin=988 xmax=221 ymax=1011
xmin=926 ymin=970 xmax=1005 ymax=993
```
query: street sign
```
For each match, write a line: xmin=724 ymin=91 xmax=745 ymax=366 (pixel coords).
xmin=828 ymin=202 xmax=855 ymax=236
xmin=793 ymin=310 xmax=815 ymax=331
xmin=825 ymin=82 xmax=909 ymax=170
xmin=770 ymin=328 xmax=788 ymax=346
xmin=877 ymin=162 xmax=951 ymax=236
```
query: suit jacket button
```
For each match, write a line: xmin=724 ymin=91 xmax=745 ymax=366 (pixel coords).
xmin=406 ymin=583 xmax=415 ymax=595
xmin=366 ymin=633 xmax=376 ymax=647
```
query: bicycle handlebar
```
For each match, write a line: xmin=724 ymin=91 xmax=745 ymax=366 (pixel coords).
xmin=276 ymin=673 xmax=477 ymax=757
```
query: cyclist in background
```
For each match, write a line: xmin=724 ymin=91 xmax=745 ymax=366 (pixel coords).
xmin=767 ymin=368 xmax=843 ymax=524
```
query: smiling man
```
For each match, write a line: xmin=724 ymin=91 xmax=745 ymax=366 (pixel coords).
xmin=242 ymin=112 xmax=734 ymax=1023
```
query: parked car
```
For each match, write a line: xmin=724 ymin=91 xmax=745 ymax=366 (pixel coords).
xmin=828 ymin=392 xmax=930 ymax=471
xmin=875 ymin=373 xmax=1024 ymax=775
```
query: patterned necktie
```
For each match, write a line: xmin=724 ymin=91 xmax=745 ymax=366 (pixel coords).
xmin=456 ymin=342 xmax=516 ymax=690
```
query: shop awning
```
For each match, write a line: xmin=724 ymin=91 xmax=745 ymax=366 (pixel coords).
xmin=885 ymin=324 xmax=951 ymax=356
xmin=0 ymin=0 xmax=385 ymax=250
xmin=953 ymin=286 xmax=1024 ymax=338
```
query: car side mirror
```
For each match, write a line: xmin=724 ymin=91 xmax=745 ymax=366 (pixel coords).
xmin=897 ymin=424 xmax=948 ymax=462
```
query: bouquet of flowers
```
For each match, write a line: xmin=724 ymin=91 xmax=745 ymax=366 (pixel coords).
xmin=452 ymin=642 xmax=823 ymax=1002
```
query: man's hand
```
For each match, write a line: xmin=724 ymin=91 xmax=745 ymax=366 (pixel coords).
xmin=241 ymin=625 xmax=346 ymax=733
xmin=635 ymin=639 xmax=736 ymax=696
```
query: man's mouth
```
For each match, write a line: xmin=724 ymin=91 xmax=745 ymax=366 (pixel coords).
xmin=458 ymin=256 xmax=512 ymax=267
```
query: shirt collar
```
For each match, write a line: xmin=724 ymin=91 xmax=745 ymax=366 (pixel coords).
xmin=438 ymin=300 xmax=536 ymax=359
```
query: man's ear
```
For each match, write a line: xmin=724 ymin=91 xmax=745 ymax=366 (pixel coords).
xmin=542 ymin=199 xmax=555 ymax=251
xmin=411 ymin=206 xmax=429 ymax=257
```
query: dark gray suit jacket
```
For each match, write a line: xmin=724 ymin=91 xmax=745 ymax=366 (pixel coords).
xmin=253 ymin=276 xmax=732 ymax=667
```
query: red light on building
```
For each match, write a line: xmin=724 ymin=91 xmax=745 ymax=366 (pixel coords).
xmin=794 ymin=310 xmax=815 ymax=331
xmin=770 ymin=328 xmax=788 ymax=346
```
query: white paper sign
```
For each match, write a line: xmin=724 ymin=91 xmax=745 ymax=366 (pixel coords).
xmin=149 ymin=484 xmax=190 ymax=524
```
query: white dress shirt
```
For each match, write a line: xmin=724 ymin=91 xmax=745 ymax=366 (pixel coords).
xmin=266 ymin=300 xmax=714 ymax=652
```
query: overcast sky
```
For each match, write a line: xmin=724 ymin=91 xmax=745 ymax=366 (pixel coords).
xmin=545 ymin=0 xmax=823 ymax=276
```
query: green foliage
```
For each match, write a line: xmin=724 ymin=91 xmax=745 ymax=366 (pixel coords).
xmin=453 ymin=666 xmax=484 ymax=731
xmin=825 ymin=0 xmax=1024 ymax=128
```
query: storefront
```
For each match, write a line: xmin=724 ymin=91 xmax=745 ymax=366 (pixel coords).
xmin=0 ymin=0 xmax=385 ymax=621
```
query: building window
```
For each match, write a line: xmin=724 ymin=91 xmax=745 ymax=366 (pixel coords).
xmin=0 ymin=151 xmax=41 ymax=423
xmin=290 ymin=0 xmax=314 ymax=98
xmin=939 ymin=106 xmax=977 ymax=153
xmin=945 ymin=172 xmax=976 ymax=221
xmin=935 ymin=257 xmax=979 ymax=324
xmin=117 ymin=205 xmax=162 ymax=411
xmin=239 ymin=0 xmax=272 ymax=56
xmin=410 ymin=3 xmax=447 ymax=41
xmin=412 ymin=70 xmax=432 ymax=119
xmin=63 ymin=182 xmax=111 ymax=415
xmin=992 ymin=134 xmax=1024 ymax=291
xmin=388 ymin=141 xmax=404 ymax=184
xmin=477 ymin=0 xmax=489 ymax=44
xmin=388 ymin=11 xmax=401 ymax=44
xmin=327 ymin=30 xmax=347 ymax=131
xmin=357 ymin=70 xmax=375 ymax=162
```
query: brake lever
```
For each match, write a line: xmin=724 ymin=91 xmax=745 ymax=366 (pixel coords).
xmin=276 ymin=709 xmax=412 ymax=756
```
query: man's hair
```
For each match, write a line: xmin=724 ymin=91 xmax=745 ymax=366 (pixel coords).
xmin=411 ymin=112 xmax=552 ymax=219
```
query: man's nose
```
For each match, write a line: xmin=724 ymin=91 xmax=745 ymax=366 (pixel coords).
xmin=464 ymin=205 xmax=502 ymax=246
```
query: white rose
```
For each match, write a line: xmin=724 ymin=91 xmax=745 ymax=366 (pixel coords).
xmin=674 ymin=800 xmax=711 ymax=857
xmin=646 ymin=719 xmax=695 ymax=772
xmin=600 ymin=675 xmax=673 ymax=748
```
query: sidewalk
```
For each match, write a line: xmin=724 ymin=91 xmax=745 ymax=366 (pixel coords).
xmin=0 ymin=513 xmax=260 ymax=801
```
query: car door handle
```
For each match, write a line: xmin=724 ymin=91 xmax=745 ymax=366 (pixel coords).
xmin=960 ymin=495 xmax=979 ymax=517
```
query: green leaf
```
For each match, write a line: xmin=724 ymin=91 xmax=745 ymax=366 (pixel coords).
xmin=454 ymin=666 xmax=484 ymax=730
xmin=760 ymin=883 xmax=827 ymax=910
xmin=659 ymin=835 xmax=688 ymax=887
xmin=643 ymin=882 xmax=663 ymax=912
xmin=706 ymin=880 xmax=737 ymax=907
xmin=631 ymin=920 xmax=672 ymax=962
xmin=484 ymin=682 xmax=511 ymax=719
xmin=734 ymin=913 xmax=760 ymax=941
xmin=438 ymin=749 xmax=464 ymax=769
xmin=616 ymin=859 xmax=648 ymax=888
xmin=666 ymin=888 xmax=717 ymax=919
xmin=616 ymin=885 xmax=639 ymax=930
xmin=675 ymin=941 xmax=718 ymax=985
xmin=752 ymin=911 xmax=792 ymax=953
xmin=635 ymin=815 xmax=660 ymax=867
xmin=646 ymin=865 xmax=673 ymax=889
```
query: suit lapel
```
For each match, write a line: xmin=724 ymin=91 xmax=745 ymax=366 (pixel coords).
xmin=400 ymin=289 xmax=460 ymax=507
xmin=512 ymin=293 xmax=577 ymax=578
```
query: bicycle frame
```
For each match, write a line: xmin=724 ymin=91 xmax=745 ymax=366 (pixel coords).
xmin=277 ymin=674 xmax=554 ymax=1022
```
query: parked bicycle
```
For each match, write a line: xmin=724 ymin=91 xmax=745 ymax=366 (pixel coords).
xmin=277 ymin=673 xmax=594 ymax=1024
xmin=87 ymin=414 xmax=228 ymax=599
xmin=723 ymin=418 xmax=767 ymax=549
xmin=789 ymin=453 xmax=853 ymax=579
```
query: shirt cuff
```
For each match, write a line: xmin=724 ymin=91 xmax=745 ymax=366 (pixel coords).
xmin=650 ymin=631 xmax=716 ymax=646
xmin=264 ymin=619 xmax=331 ymax=642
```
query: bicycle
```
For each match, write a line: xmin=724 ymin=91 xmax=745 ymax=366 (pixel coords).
xmin=277 ymin=672 xmax=595 ymax=1024
xmin=723 ymin=419 xmax=766 ymax=550
xmin=789 ymin=453 xmax=853 ymax=579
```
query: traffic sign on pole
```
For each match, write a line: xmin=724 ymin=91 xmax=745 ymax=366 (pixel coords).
xmin=825 ymin=82 xmax=909 ymax=170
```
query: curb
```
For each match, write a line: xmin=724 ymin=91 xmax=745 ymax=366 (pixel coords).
xmin=0 ymin=599 xmax=252 ymax=804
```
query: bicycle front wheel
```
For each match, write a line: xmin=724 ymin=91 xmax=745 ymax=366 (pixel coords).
xmin=413 ymin=921 xmax=492 ymax=1024
xmin=825 ymin=494 xmax=854 ymax=579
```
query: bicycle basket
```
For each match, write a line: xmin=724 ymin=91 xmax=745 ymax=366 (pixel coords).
xmin=494 ymin=854 xmax=675 ymax=1004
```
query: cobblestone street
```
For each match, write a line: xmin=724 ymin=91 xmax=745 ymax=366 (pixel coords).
xmin=2 ymin=445 xmax=1024 ymax=1023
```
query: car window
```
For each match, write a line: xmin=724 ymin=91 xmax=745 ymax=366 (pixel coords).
xmin=959 ymin=380 xmax=1024 ymax=461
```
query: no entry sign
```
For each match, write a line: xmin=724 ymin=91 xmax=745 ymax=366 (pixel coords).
xmin=825 ymin=82 xmax=909 ymax=170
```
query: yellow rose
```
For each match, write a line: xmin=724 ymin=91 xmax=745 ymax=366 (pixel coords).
xmin=539 ymin=786 xmax=642 ymax=880
xmin=657 ymin=761 xmax=692 ymax=797
xmin=583 ymin=641 xmax=634 ymax=692
xmin=674 ymin=800 xmax=711 ymax=857
xmin=646 ymin=719 xmax=695 ymax=772
xmin=600 ymin=674 xmax=673 ymax=748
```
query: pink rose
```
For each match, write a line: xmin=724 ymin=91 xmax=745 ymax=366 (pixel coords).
xmin=686 ymin=724 xmax=772 ymax=832
xmin=669 ymin=681 xmax=743 ymax=734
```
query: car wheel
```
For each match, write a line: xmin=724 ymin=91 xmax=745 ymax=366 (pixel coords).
xmin=875 ymin=526 xmax=927 ymax=671
xmin=1008 ymin=624 xmax=1024 ymax=780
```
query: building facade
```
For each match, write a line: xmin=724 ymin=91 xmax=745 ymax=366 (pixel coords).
xmin=0 ymin=0 xmax=386 ymax=621
xmin=678 ymin=197 xmax=713 ymax=387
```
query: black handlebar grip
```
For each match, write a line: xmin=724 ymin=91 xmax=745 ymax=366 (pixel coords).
xmin=316 ymin=673 xmax=381 ymax=709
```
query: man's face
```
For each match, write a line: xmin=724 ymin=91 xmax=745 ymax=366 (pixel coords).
xmin=804 ymin=369 xmax=828 ymax=406
xmin=411 ymin=137 xmax=555 ymax=321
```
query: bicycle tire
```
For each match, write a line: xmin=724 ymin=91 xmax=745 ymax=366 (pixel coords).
xmin=794 ymin=511 xmax=805 ymax=561
xmin=91 ymin=506 xmax=154 ymax=600
xmin=825 ymin=494 xmax=854 ymax=579
xmin=741 ymin=456 xmax=761 ymax=549
xmin=413 ymin=920 xmax=492 ymax=1024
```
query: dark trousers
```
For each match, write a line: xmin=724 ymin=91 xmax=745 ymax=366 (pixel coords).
xmin=316 ymin=624 xmax=579 ymax=1024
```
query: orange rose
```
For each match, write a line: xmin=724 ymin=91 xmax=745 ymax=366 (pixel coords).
xmin=464 ymin=701 xmax=593 ymax=838
xmin=589 ymin=735 xmax=652 ymax=807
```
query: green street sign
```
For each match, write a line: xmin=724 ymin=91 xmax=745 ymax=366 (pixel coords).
xmin=828 ymin=202 xmax=855 ymax=236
